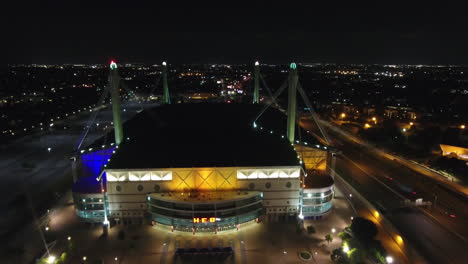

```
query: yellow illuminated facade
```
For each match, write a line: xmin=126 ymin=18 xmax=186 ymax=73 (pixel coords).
xmin=105 ymin=166 xmax=303 ymax=222
xmin=440 ymin=144 xmax=468 ymax=161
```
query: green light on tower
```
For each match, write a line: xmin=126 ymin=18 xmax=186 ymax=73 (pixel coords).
xmin=290 ymin=62 xmax=297 ymax=70
xmin=110 ymin=60 xmax=118 ymax=70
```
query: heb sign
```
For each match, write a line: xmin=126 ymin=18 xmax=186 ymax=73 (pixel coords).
xmin=193 ymin=217 xmax=217 ymax=223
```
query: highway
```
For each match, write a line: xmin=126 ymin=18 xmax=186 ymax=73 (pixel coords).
xmin=301 ymin=119 xmax=468 ymax=264
xmin=0 ymin=101 xmax=156 ymax=240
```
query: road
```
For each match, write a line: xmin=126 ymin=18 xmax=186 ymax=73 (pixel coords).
xmin=0 ymin=101 xmax=156 ymax=240
xmin=301 ymin=119 xmax=468 ymax=264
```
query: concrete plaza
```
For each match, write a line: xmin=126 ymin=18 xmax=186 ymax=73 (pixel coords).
xmin=6 ymin=183 xmax=408 ymax=264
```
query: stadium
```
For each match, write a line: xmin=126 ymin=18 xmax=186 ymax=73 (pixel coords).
xmin=72 ymin=62 xmax=335 ymax=233
xmin=72 ymin=103 xmax=334 ymax=232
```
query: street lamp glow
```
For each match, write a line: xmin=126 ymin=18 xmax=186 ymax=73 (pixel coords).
xmin=364 ymin=123 xmax=371 ymax=128
xmin=162 ymin=61 xmax=167 ymax=66
xmin=396 ymin=235 xmax=404 ymax=244
xmin=83 ymin=256 xmax=87 ymax=261
xmin=115 ymin=257 xmax=118 ymax=261
xmin=340 ymin=113 xmax=346 ymax=118
xmin=372 ymin=117 xmax=377 ymax=122
xmin=402 ymin=128 xmax=407 ymax=132
xmin=331 ymin=228 xmax=336 ymax=233
xmin=67 ymin=236 xmax=71 ymax=241
xmin=386 ymin=256 xmax=394 ymax=263
xmin=461 ymin=124 xmax=465 ymax=129
xmin=374 ymin=211 xmax=380 ymax=218
xmin=47 ymin=255 xmax=56 ymax=263
xmin=255 ymin=61 xmax=259 ymax=66
xmin=343 ymin=244 xmax=350 ymax=253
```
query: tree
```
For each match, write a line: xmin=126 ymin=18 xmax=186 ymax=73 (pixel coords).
xmin=338 ymin=231 xmax=351 ymax=241
xmin=307 ymin=225 xmax=316 ymax=234
xmin=331 ymin=248 xmax=350 ymax=264
xmin=350 ymin=217 xmax=378 ymax=245
xmin=325 ymin=234 xmax=333 ymax=244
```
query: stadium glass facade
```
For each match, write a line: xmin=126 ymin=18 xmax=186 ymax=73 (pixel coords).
xmin=147 ymin=191 xmax=264 ymax=232
xmin=301 ymin=187 xmax=334 ymax=219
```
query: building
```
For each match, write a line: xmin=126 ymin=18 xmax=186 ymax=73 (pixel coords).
xmin=440 ymin=144 xmax=468 ymax=161
xmin=72 ymin=103 xmax=333 ymax=232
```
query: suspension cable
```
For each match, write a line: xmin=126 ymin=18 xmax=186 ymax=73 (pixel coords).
xmin=259 ymin=73 xmax=283 ymax=109
xmin=297 ymin=82 xmax=331 ymax=145
xmin=76 ymin=85 xmax=111 ymax=151
xmin=252 ymin=78 xmax=288 ymax=124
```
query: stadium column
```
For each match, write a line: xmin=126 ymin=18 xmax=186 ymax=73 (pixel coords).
xmin=287 ymin=62 xmax=298 ymax=144
xmin=109 ymin=61 xmax=124 ymax=145
xmin=162 ymin=61 xmax=171 ymax=104
xmin=253 ymin=61 xmax=260 ymax=104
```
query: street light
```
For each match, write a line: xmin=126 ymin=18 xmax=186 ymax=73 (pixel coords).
xmin=374 ymin=211 xmax=380 ymax=218
xmin=343 ymin=244 xmax=350 ymax=253
xmin=461 ymin=125 xmax=466 ymax=129
xmin=47 ymin=255 xmax=56 ymax=263
xmin=340 ymin=113 xmax=346 ymax=118
xmin=67 ymin=236 xmax=71 ymax=241
xmin=331 ymin=228 xmax=336 ymax=233
xmin=386 ymin=256 xmax=394 ymax=263
xmin=83 ymin=256 xmax=87 ymax=261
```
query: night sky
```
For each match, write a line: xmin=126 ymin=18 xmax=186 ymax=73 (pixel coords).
xmin=2 ymin=2 xmax=468 ymax=65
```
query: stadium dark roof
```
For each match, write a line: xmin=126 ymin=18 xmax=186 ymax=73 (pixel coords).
xmin=102 ymin=103 xmax=319 ymax=169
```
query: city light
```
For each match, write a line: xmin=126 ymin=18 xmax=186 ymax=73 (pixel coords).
xmin=402 ymin=128 xmax=407 ymax=132
xmin=47 ymin=255 xmax=56 ymax=263
xmin=410 ymin=122 xmax=414 ymax=126
xmin=386 ymin=256 xmax=394 ymax=263
xmin=396 ymin=235 xmax=404 ymax=244
xmin=68 ymin=236 xmax=71 ymax=241
xmin=255 ymin=61 xmax=259 ymax=66
xmin=364 ymin=123 xmax=371 ymax=128
xmin=331 ymin=228 xmax=336 ymax=233
xmin=340 ymin=113 xmax=346 ymax=118
xmin=83 ymin=256 xmax=87 ymax=261
xmin=461 ymin=124 xmax=465 ymax=129
xmin=162 ymin=61 xmax=167 ymax=66
xmin=343 ymin=243 xmax=350 ymax=253
xmin=374 ymin=211 xmax=380 ymax=218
